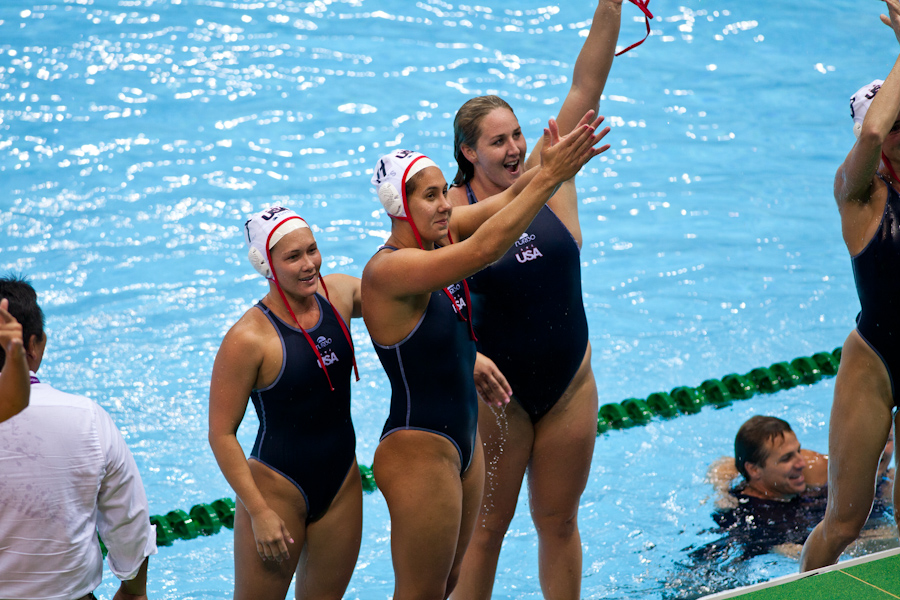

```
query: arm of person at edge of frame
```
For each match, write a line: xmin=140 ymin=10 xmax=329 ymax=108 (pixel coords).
xmin=525 ymin=0 xmax=624 ymax=170
xmin=113 ymin=556 xmax=150 ymax=600
xmin=835 ymin=0 xmax=900 ymax=212
xmin=451 ymin=111 xmax=610 ymax=242
xmin=0 ymin=298 xmax=29 ymax=423
xmin=321 ymin=273 xmax=363 ymax=321
xmin=208 ymin=315 xmax=294 ymax=562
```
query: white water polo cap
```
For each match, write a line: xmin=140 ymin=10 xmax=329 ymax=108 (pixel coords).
xmin=371 ymin=149 xmax=438 ymax=218
xmin=244 ymin=206 xmax=310 ymax=278
xmin=850 ymin=79 xmax=883 ymax=138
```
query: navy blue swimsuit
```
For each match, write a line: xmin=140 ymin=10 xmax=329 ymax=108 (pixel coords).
xmin=463 ymin=183 xmax=589 ymax=422
xmin=852 ymin=175 xmax=900 ymax=406
xmin=251 ymin=295 xmax=356 ymax=522
xmin=374 ymin=247 xmax=478 ymax=471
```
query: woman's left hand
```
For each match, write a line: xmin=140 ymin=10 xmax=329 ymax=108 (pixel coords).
xmin=473 ymin=352 xmax=512 ymax=407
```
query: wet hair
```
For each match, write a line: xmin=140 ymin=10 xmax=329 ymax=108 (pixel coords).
xmin=734 ymin=415 xmax=793 ymax=480
xmin=452 ymin=95 xmax=516 ymax=187
xmin=0 ymin=273 xmax=45 ymax=365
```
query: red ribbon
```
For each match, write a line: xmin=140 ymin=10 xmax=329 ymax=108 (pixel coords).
xmin=616 ymin=0 xmax=654 ymax=57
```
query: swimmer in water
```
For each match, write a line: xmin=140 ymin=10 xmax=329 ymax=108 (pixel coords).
xmin=0 ymin=297 xmax=29 ymax=423
xmin=363 ymin=113 xmax=609 ymax=600
xmin=800 ymin=0 xmax=900 ymax=571
xmin=447 ymin=2 xmax=627 ymax=597
xmin=209 ymin=207 xmax=363 ymax=600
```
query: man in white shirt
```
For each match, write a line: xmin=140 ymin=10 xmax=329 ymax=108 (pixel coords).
xmin=0 ymin=275 xmax=157 ymax=600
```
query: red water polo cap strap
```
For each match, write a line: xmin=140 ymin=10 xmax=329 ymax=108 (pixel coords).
xmin=400 ymin=155 xmax=427 ymax=251
xmin=442 ymin=230 xmax=478 ymax=342
xmin=616 ymin=0 xmax=653 ymax=57
xmin=265 ymin=216 xmax=336 ymax=392
xmin=883 ymin=152 xmax=900 ymax=187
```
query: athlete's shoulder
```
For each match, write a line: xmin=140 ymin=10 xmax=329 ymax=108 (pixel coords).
xmin=223 ymin=303 xmax=275 ymax=348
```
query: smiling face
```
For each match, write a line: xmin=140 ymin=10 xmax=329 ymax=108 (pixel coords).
xmin=744 ymin=431 xmax=808 ymax=500
xmin=463 ymin=107 xmax=527 ymax=194
xmin=405 ymin=166 xmax=451 ymax=245
xmin=269 ymin=227 xmax=321 ymax=298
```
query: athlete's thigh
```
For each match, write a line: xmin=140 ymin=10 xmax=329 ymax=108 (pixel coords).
xmin=234 ymin=464 xmax=309 ymax=600
xmin=827 ymin=332 xmax=894 ymax=523
xmin=452 ymin=437 xmax=487 ymax=570
xmin=528 ymin=356 xmax=598 ymax=519
xmin=296 ymin=460 xmax=363 ymax=600
xmin=375 ymin=431 xmax=466 ymax=591
xmin=477 ymin=398 xmax=533 ymax=528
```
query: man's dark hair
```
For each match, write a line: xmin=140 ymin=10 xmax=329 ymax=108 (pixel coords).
xmin=734 ymin=415 xmax=793 ymax=480
xmin=0 ymin=274 xmax=45 ymax=365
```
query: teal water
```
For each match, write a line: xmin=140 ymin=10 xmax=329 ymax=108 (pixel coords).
xmin=0 ymin=0 xmax=893 ymax=597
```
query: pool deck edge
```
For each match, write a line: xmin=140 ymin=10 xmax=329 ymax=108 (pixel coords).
xmin=697 ymin=547 xmax=900 ymax=599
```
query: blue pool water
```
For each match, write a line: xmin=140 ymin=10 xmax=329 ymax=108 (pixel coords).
xmin=0 ymin=0 xmax=895 ymax=597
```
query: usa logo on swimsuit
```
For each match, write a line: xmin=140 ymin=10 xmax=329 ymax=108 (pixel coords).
xmin=317 ymin=350 xmax=340 ymax=367
xmin=514 ymin=232 xmax=543 ymax=264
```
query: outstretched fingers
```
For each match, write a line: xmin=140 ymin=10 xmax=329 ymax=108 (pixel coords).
xmin=882 ymin=0 xmax=900 ymax=43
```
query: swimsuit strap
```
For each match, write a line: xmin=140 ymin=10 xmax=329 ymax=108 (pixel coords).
xmin=316 ymin=274 xmax=360 ymax=382
xmin=616 ymin=0 xmax=654 ymax=57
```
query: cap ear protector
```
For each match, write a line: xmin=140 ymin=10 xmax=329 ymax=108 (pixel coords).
xmin=377 ymin=181 xmax=405 ymax=218
xmin=850 ymin=79 xmax=883 ymax=139
xmin=371 ymin=149 xmax=438 ymax=219
xmin=248 ymin=246 xmax=271 ymax=278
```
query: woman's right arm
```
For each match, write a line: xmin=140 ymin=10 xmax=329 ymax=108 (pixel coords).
xmin=208 ymin=321 xmax=293 ymax=561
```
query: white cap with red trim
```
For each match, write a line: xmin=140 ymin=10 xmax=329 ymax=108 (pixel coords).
xmin=244 ymin=206 xmax=310 ymax=279
xmin=371 ymin=149 xmax=438 ymax=218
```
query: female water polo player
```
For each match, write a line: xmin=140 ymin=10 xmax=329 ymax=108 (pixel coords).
xmin=447 ymin=1 xmax=626 ymax=597
xmin=362 ymin=112 xmax=608 ymax=600
xmin=209 ymin=207 xmax=363 ymax=599
xmin=800 ymin=0 xmax=900 ymax=570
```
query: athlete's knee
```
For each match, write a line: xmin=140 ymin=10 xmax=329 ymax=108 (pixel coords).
xmin=470 ymin=518 xmax=507 ymax=553
xmin=823 ymin=508 xmax=868 ymax=547
xmin=531 ymin=509 xmax=578 ymax=540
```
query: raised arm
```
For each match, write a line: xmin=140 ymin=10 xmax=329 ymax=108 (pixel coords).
xmin=454 ymin=112 xmax=610 ymax=240
xmin=208 ymin=320 xmax=293 ymax=562
xmin=375 ymin=118 xmax=607 ymax=299
xmin=835 ymin=0 xmax=900 ymax=209
xmin=526 ymin=0 xmax=623 ymax=169
xmin=0 ymin=298 xmax=29 ymax=423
